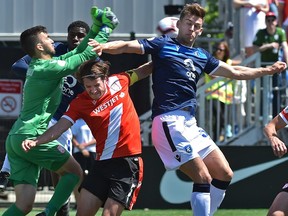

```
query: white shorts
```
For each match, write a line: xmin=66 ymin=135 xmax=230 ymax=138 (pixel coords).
xmin=151 ymin=109 xmax=218 ymax=170
xmin=48 ymin=118 xmax=73 ymax=154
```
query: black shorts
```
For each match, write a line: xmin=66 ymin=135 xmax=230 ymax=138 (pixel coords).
xmin=73 ymin=151 xmax=96 ymax=173
xmin=80 ymin=155 xmax=143 ymax=210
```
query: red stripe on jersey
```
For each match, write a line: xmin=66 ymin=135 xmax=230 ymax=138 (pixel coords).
xmin=64 ymin=73 xmax=142 ymax=160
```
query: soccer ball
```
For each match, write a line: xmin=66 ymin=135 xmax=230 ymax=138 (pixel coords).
xmin=156 ymin=17 xmax=179 ymax=38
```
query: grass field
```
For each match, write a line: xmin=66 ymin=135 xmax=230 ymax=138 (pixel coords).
xmin=0 ymin=208 xmax=269 ymax=215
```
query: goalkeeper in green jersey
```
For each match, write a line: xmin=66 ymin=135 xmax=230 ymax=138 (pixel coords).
xmin=3 ymin=6 xmax=118 ymax=216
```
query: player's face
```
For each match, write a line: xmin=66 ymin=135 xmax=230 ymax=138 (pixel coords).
xmin=38 ymin=32 xmax=55 ymax=56
xmin=83 ymin=77 xmax=107 ymax=100
xmin=176 ymin=14 xmax=203 ymax=47
xmin=67 ymin=27 xmax=87 ymax=51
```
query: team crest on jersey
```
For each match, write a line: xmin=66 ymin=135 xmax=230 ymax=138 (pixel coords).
xmin=274 ymin=34 xmax=279 ymax=41
xmin=284 ymin=106 xmax=288 ymax=113
xmin=57 ymin=145 xmax=66 ymax=153
xmin=193 ymin=51 xmax=200 ymax=57
xmin=184 ymin=145 xmax=192 ymax=153
xmin=119 ymin=92 xmax=125 ymax=98
xmin=109 ymin=77 xmax=122 ymax=95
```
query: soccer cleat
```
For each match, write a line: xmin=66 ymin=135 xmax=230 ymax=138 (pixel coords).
xmin=0 ymin=171 xmax=10 ymax=192
xmin=101 ymin=7 xmax=119 ymax=30
xmin=35 ymin=212 xmax=46 ymax=216
xmin=56 ymin=199 xmax=70 ymax=216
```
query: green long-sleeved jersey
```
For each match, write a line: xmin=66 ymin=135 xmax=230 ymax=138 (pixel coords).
xmin=9 ymin=29 xmax=102 ymax=136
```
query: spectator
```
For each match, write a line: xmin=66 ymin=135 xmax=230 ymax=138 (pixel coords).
xmin=253 ymin=11 xmax=288 ymax=117
xmin=205 ymin=41 xmax=242 ymax=141
xmin=233 ymin=0 xmax=269 ymax=57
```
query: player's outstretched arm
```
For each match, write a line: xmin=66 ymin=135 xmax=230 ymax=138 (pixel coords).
xmin=22 ymin=118 xmax=72 ymax=152
xmin=89 ymin=40 xmax=143 ymax=56
xmin=214 ymin=61 xmax=287 ymax=80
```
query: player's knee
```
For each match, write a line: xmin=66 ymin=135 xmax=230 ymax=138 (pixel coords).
xmin=55 ymin=156 xmax=81 ymax=182
xmin=73 ymin=160 xmax=83 ymax=177
xmin=17 ymin=202 xmax=33 ymax=214
xmin=219 ymin=166 xmax=233 ymax=181
xmin=198 ymin=170 xmax=212 ymax=184
xmin=225 ymin=168 xmax=233 ymax=181
xmin=62 ymin=156 xmax=83 ymax=176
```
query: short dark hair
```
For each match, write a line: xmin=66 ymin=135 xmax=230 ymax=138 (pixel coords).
xmin=67 ymin=20 xmax=90 ymax=33
xmin=180 ymin=3 xmax=206 ymax=20
xmin=20 ymin=25 xmax=47 ymax=57
xmin=76 ymin=59 xmax=110 ymax=83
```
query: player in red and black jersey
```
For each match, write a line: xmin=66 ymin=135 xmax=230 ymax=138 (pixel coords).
xmin=22 ymin=59 xmax=152 ymax=215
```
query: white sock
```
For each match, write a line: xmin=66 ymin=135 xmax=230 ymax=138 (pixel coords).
xmin=210 ymin=184 xmax=226 ymax=215
xmin=1 ymin=154 xmax=11 ymax=173
xmin=191 ymin=191 xmax=210 ymax=216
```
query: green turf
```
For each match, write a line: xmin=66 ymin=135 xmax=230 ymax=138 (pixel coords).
xmin=0 ymin=208 xmax=268 ymax=215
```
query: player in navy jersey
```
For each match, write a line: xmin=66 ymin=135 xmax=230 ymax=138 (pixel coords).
xmin=92 ymin=3 xmax=287 ymax=215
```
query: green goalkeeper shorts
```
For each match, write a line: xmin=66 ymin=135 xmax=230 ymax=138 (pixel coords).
xmin=5 ymin=134 xmax=70 ymax=187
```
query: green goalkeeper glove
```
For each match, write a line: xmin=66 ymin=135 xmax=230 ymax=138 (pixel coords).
xmin=90 ymin=6 xmax=103 ymax=33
